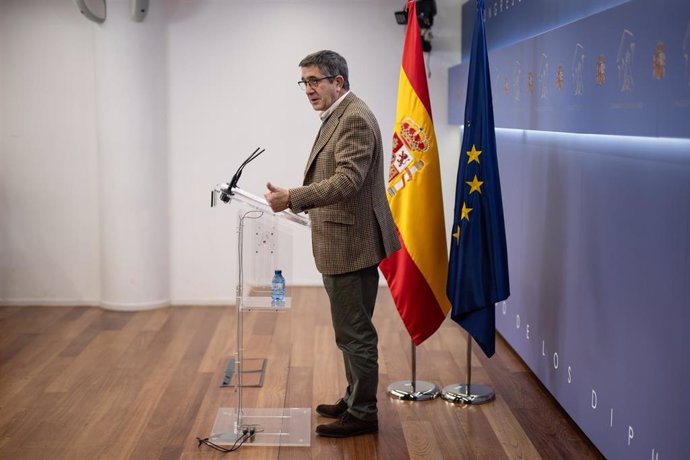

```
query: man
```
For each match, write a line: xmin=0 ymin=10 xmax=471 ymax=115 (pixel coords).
xmin=265 ymin=50 xmax=400 ymax=438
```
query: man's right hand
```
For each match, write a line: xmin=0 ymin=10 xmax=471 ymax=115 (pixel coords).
xmin=265 ymin=182 xmax=290 ymax=212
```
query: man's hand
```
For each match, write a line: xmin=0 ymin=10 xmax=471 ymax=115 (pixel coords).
xmin=265 ymin=182 xmax=290 ymax=212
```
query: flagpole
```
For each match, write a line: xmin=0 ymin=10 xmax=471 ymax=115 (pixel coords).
xmin=387 ymin=339 xmax=439 ymax=401
xmin=441 ymin=332 xmax=495 ymax=404
xmin=411 ymin=340 xmax=416 ymax=393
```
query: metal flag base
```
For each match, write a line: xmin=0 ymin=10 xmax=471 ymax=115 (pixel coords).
xmin=387 ymin=380 xmax=440 ymax=401
xmin=387 ymin=340 xmax=439 ymax=401
xmin=442 ymin=332 xmax=496 ymax=405
xmin=441 ymin=383 xmax=495 ymax=405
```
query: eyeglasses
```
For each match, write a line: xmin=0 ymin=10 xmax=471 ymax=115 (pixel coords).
xmin=297 ymin=75 xmax=336 ymax=91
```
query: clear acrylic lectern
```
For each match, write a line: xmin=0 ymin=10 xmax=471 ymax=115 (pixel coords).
xmin=209 ymin=184 xmax=311 ymax=447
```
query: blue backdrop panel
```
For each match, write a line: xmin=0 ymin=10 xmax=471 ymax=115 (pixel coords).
xmin=451 ymin=0 xmax=690 ymax=138
xmin=449 ymin=1 xmax=690 ymax=459
xmin=461 ymin=0 xmax=631 ymax=57
xmin=494 ymin=131 xmax=689 ymax=459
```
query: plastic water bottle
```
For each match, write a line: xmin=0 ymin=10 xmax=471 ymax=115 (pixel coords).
xmin=271 ymin=269 xmax=286 ymax=306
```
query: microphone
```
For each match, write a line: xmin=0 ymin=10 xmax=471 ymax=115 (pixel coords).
xmin=218 ymin=147 xmax=265 ymax=203
xmin=227 ymin=147 xmax=265 ymax=192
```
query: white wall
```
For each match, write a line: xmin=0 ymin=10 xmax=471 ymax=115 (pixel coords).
xmin=0 ymin=0 xmax=462 ymax=307
xmin=0 ymin=0 xmax=101 ymax=305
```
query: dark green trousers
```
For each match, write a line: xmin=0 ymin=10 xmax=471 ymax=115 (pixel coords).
xmin=322 ymin=264 xmax=380 ymax=422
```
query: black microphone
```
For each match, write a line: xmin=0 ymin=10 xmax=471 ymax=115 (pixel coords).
xmin=228 ymin=147 xmax=265 ymax=191
xmin=219 ymin=147 xmax=265 ymax=203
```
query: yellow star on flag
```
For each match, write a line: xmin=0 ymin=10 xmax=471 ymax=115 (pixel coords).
xmin=452 ymin=224 xmax=461 ymax=245
xmin=466 ymin=175 xmax=484 ymax=194
xmin=467 ymin=144 xmax=482 ymax=164
xmin=461 ymin=202 xmax=473 ymax=221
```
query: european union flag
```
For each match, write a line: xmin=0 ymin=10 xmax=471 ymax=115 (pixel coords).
xmin=447 ymin=0 xmax=510 ymax=358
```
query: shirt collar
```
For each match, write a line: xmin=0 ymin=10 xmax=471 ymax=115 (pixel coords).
xmin=319 ymin=90 xmax=350 ymax=122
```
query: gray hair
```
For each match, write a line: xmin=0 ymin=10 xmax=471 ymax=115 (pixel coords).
xmin=299 ymin=50 xmax=350 ymax=90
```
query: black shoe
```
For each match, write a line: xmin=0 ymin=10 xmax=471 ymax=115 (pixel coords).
xmin=315 ymin=412 xmax=378 ymax=438
xmin=315 ymin=398 xmax=348 ymax=419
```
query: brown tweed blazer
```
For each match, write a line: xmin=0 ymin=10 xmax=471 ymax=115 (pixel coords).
xmin=288 ymin=92 xmax=401 ymax=275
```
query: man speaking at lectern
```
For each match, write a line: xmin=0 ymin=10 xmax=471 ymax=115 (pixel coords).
xmin=265 ymin=50 xmax=400 ymax=438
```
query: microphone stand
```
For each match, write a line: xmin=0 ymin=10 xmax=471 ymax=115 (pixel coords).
xmin=211 ymin=147 xmax=265 ymax=206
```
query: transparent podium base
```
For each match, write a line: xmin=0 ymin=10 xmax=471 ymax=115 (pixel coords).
xmin=210 ymin=407 xmax=311 ymax=447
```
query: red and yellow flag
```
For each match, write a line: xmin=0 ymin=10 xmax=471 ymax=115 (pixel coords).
xmin=380 ymin=0 xmax=451 ymax=345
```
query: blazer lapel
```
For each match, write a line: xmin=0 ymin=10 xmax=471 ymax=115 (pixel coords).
xmin=304 ymin=93 xmax=355 ymax=176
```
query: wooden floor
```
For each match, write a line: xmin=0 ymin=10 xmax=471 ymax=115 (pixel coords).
xmin=0 ymin=287 xmax=603 ymax=459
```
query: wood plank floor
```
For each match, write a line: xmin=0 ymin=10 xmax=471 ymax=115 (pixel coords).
xmin=0 ymin=287 xmax=603 ymax=459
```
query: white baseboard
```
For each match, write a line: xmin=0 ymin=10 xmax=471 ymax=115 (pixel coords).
xmin=169 ymin=299 xmax=236 ymax=306
xmin=0 ymin=285 xmax=341 ymax=309
xmin=99 ymin=299 xmax=171 ymax=311
xmin=0 ymin=298 xmax=100 ymax=307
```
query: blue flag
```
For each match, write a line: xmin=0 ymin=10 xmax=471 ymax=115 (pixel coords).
xmin=447 ymin=0 xmax=510 ymax=358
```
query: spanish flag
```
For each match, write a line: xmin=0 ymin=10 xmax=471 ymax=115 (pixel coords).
xmin=380 ymin=0 xmax=451 ymax=345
